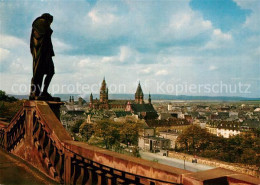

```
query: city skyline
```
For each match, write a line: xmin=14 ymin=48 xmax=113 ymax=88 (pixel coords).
xmin=0 ymin=0 xmax=259 ymax=97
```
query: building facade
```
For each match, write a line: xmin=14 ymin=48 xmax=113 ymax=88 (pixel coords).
xmin=138 ymin=128 xmax=170 ymax=152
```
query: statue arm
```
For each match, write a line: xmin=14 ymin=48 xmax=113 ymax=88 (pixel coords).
xmin=32 ymin=19 xmax=49 ymax=37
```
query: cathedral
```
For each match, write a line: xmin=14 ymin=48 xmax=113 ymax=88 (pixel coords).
xmin=89 ymin=78 xmax=158 ymax=120
xmin=126 ymin=82 xmax=157 ymax=120
xmin=89 ymin=77 xmax=128 ymax=109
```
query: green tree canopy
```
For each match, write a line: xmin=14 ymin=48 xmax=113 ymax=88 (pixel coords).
xmin=94 ymin=119 xmax=121 ymax=149
xmin=0 ymin=90 xmax=17 ymax=102
xmin=176 ymin=124 xmax=260 ymax=166
xmin=177 ymin=125 xmax=214 ymax=153
xmin=70 ymin=119 xmax=84 ymax=133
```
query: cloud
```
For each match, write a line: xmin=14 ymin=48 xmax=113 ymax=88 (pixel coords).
xmin=0 ymin=48 xmax=10 ymax=62
xmin=0 ymin=34 xmax=30 ymax=74
xmin=233 ymin=0 xmax=259 ymax=11
xmin=141 ymin=67 xmax=152 ymax=74
xmin=213 ymin=29 xmax=232 ymax=40
xmin=155 ymin=70 xmax=168 ymax=76
xmin=52 ymin=38 xmax=72 ymax=53
xmin=0 ymin=34 xmax=27 ymax=49
xmin=233 ymin=0 xmax=260 ymax=31
xmin=253 ymin=47 xmax=260 ymax=57
xmin=88 ymin=8 xmax=118 ymax=26
xmin=100 ymin=46 xmax=140 ymax=64
xmin=209 ymin=65 xmax=218 ymax=71
xmin=203 ymin=29 xmax=233 ymax=50
xmin=165 ymin=11 xmax=212 ymax=40
xmin=78 ymin=58 xmax=91 ymax=68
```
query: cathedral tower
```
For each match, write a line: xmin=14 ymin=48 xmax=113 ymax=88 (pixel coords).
xmin=135 ymin=82 xmax=144 ymax=104
xmin=90 ymin=93 xmax=93 ymax=104
xmin=100 ymin=77 xmax=108 ymax=103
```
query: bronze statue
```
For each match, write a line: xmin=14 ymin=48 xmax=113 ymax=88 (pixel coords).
xmin=30 ymin=13 xmax=55 ymax=100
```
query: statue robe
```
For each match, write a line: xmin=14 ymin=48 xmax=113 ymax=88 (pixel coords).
xmin=30 ymin=17 xmax=55 ymax=77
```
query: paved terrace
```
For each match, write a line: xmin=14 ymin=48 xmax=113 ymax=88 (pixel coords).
xmin=0 ymin=148 xmax=57 ymax=185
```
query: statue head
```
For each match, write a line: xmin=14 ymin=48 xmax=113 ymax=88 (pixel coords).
xmin=41 ymin=13 xmax=53 ymax=25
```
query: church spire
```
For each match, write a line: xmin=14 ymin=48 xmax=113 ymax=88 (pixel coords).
xmin=101 ymin=77 xmax=106 ymax=88
xmin=100 ymin=77 xmax=108 ymax=103
xmin=90 ymin=93 xmax=93 ymax=103
xmin=148 ymin=92 xmax=151 ymax=104
xmin=135 ymin=81 xmax=144 ymax=104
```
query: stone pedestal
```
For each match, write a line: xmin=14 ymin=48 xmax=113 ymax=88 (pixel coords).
xmin=27 ymin=97 xmax=63 ymax=121
xmin=46 ymin=99 xmax=64 ymax=121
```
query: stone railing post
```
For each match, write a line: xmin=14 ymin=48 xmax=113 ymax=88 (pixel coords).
xmin=64 ymin=151 xmax=73 ymax=185
xmin=4 ymin=129 xmax=7 ymax=150
xmin=96 ymin=170 xmax=104 ymax=185
xmin=22 ymin=101 xmax=37 ymax=164
xmin=135 ymin=177 xmax=140 ymax=184
xmin=86 ymin=166 xmax=93 ymax=185
xmin=116 ymin=178 xmax=125 ymax=185
xmin=24 ymin=101 xmax=36 ymax=146
xmin=105 ymin=173 xmax=114 ymax=185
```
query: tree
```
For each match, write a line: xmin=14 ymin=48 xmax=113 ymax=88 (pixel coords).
xmin=0 ymin=100 xmax=23 ymax=122
xmin=120 ymin=122 xmax=141 ymax=146
xmin=176 ymin=124 xmax=260 ymax=166
xmin=240 ymin=149 xmax=258 ymax=165
xmin=94 ymin=120 xmax=120 ymax=149
xmin=0 ymin=90 xmax=17 ymax=102
xmin=70 ymin=119 xmax=84 ymax=133
xmin=177 ymin=125 xmax=212 ymax=154
xmin=119 ymin=116 xmax=146 ymax=146
xmin=92 ymin=117 xmax=146 ymax=150
xmin=79 ymin=121 xmax=94 ymax=141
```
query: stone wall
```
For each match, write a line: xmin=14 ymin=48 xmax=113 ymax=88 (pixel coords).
xmin=168 ymin=151 xmax=260 ymax=178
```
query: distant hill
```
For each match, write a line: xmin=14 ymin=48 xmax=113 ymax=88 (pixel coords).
xmin=10 ymin=95 xmax=29 ymax=100
xmin=9 ymin=93 xmax=260 ymax=102
xmin=54 ymin=94 xmax=260 ymax=102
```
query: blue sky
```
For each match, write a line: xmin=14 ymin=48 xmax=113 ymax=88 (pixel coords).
xmin=0 ymin=0 xmax=259 ymax=97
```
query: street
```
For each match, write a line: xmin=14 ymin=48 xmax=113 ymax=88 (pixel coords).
xmin=140 ymin=151 xmax=215 ymax=172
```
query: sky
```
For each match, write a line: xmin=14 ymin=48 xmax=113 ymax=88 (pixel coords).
xmin=0 ymin=0 xmax=259 ymax=98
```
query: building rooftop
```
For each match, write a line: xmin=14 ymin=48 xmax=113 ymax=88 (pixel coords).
xmin=108 ymin=99 xmax=132 ymax=105
xmin=114 ymin=111 xmax=132 ymax=117
xmin=242 ymin=119 xmax=260 ymax=129
xmin=131 ymin=104 xmax=156 ymax=113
